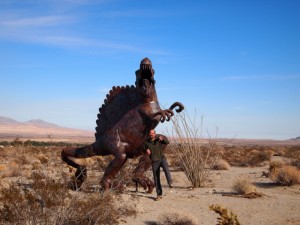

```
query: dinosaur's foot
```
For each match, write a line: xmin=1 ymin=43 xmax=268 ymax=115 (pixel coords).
xmin=146 ymin=185 xmax=154 ymax=194
xmin=145 ymin=179 xmax=154 ymax=194
xmin=100 ymin=176 xmax=112 ymax=192
xmin=134 ymin=177 xmax=154 ymax=194
xmin=133 ymin=177 xmax=148 ymax=192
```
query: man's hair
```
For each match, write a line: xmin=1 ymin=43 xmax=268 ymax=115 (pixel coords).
xmin=150 ymin=129 xmax=156 ymax=134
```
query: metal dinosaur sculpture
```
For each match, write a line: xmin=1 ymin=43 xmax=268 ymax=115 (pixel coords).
xmin=61 ymin=58 xmax=184 ymax=192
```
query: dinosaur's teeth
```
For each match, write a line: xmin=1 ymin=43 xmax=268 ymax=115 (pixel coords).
xmin=141 ymin=64 xmax=152 ymax=71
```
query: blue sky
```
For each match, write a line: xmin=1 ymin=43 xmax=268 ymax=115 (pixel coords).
xmin=0 ymin=0 xmax=299 ymax=140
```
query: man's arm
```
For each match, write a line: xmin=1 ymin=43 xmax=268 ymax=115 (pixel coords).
xmin=144 ymin=142 xmax=151 ymax=155
xmin=158 ymin=136 xmax=169 ymax=145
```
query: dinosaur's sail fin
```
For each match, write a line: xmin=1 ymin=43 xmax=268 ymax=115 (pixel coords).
xmin=95 ymin=85 xmax=137 ymax=140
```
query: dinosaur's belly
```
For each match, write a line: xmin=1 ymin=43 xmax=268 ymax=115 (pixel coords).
xmin=117 ymin=110 xmax=151 ymax=153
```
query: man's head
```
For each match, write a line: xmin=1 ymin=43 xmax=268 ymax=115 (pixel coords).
xmin=149 ymin=129 xmax=156 ymax=140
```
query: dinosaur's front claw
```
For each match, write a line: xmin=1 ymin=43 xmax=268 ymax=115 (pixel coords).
xmin=160 ymin=112 xmax=166 ymax=123
xmin=152 ymin=108 xmax=177 ymax=124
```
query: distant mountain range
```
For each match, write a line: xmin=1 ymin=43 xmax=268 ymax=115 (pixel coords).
xmin=0 ymin=116 xmax=94 ymax=143
xmin=0 ymin=116 xmax=63 ymax=128
xmin=0 ymin=116 xmax=299 ymax=145
xmin=289 ymin=136 xmax=300 ymax=141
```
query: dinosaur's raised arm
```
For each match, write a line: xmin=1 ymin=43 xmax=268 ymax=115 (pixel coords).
xmin=169 ymin=102 xmax=184 ymax=113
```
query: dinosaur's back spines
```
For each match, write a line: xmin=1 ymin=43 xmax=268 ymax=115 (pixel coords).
xmin=95 ymin=85 xmax=137 ymax=140
xmin=104 ymin=85 xmax=132 ymax=103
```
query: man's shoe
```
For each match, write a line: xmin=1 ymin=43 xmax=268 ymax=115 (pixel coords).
xmin=155 ymin=195 xmax=162 ymax=201
xmin=169 ymin=184 xmax=173 ymax=188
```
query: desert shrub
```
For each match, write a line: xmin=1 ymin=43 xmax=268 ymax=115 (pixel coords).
xmin=273 ymin=146 xmax=286 ymax=156
xmin=269 ymin=160 xmax=284 ymax=173
xmin=220 ymin=145 xmax=248 ymax=167
xmin=284 ymin=145 xmax=300 ymax=165
xmin=210 ymin=204 xmax=241 ymax=225
xmin=55 ymin=193 xmax=119 ymax=225
xmin=0 ymin=141 xmax=9 ymax=146
xmin=1 ymin=162 xmax=21 ymax=178
xmin=0 ymin=147 xmax=13 ymax=159
xmin=164 ymin=145 xmax=182 ymax=169
xmin=169 ymin=111 xmax=220 ymax=187
xmin=0 ymin=168 xmax=132 ymax=225
xmin=13 ymin=155 xmax=31 ymax=165
xmin=270 ymin=165 xmax=300 ymax=186
xmin=157 ymin=210 xmax=198 ymax=225
xmin=212 ymin=159 xmax=231 ymax=170
xmin=221 ymin=145 xmax=273 ymax=167
xmin=290 ymin=159 xmax=300 ymax=169
xmin=248 ymin=150 xmax=272 ymax=166
xmin=10 ymin=137 xmax=23 ymax=147
xmin=232 ymin=178 xmax=256 ymax=194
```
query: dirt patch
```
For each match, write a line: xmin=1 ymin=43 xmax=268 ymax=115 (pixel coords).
xmin=118 ymin=165 xmax=300 ymax=225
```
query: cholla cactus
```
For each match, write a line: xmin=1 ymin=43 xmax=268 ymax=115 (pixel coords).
xmin=209 ymin=204 xmax=241 ymax=225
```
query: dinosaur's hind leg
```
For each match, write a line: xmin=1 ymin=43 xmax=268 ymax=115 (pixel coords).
xmin=61 ymin=145 xmax=95 ymax=190
xmin=100 ymin=153 xmax=127 ymax=190
xmin=133 ymin=154 xmax=154 ymax=193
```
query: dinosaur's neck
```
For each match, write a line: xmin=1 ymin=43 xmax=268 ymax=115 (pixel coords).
xmin=139 ymin=89 xmax=158 ymax=104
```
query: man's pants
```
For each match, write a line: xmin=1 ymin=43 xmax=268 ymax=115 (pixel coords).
xmin=152 ymin=157 xmax=172 ymax=196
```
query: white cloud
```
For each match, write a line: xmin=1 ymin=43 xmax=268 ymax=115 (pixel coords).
xmin=1 ymin=15 xmax=75 ymax=27
xmin=0 ymin=1 xmax=172 ymax=56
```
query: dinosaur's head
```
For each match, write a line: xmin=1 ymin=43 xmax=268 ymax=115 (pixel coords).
xmin=135 ymin=57 xmax=155 ymax=98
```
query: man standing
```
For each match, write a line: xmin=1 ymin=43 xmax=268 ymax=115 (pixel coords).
xmin=144 ymin=129 xmax=172 ymax=201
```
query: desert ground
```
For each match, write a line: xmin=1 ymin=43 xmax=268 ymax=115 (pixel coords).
xmin=0 ymin=139 xmax=299 ymax=225
xmin=118 ymin=158 xmax=300 ymax=225
xmin=0 ymin=118 xmax=299 ymax=224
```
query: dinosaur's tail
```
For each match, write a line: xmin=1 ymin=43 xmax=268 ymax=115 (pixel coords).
xmin=61 ymin=144 xmax=95 ymax=169
xmin=61 ymin=145 xmax=97 ymax=189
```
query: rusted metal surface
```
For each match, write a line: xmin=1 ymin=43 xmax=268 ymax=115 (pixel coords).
xmin=61 ymin=58 xmax=184 ymax=192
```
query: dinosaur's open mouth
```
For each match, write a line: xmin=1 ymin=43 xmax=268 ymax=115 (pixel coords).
xmin=138 ymin=63 xmax=155 ymax=97
xmin=136 ymin=58 xmax=155 ymax=97
xmin=139 ymin=69 xmax=154 ymax=87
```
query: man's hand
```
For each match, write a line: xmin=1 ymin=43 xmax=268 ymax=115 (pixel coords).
xmin=146 ymin=149 xmax=151 ymax=155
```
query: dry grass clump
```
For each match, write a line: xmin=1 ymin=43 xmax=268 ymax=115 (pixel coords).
xmin=0 ymin=164 xmax=7 ymax=172
xmin=269 ymin=160 xmax=284 ymax=173
xmin=270 ymin=165 xmax=300 ymax=186
xmin=157 ymin=210 xmax=198 ymax=225
xmin=36 ymin=153 xmax=49 ymax=164
xmin=232 ymin=178 xmax=256 ymax=194
xmin=210 ymin=204 xmax=241 ymax=225
xmin=1 ymin=162 xmax=22 ymax=178
xmin=212 ymin=159 xmax=231 ymax=170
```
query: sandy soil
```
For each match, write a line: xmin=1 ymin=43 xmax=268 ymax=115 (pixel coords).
xmin=118 ymin=162 xmax=300 ymax=225
xmin=0 ymin=125 xmax=94 ymax=143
